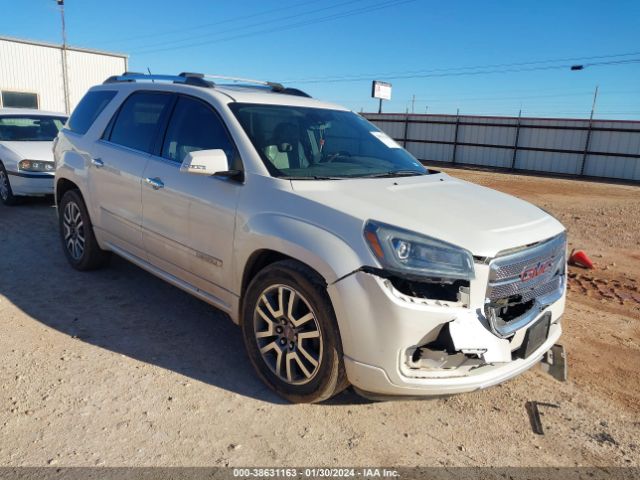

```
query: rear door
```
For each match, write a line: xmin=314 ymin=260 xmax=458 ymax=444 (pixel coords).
xmin=89 ymin=91 xmax=175 ymax=259
xmin=141 ymin=95 xmax=241 ymax=306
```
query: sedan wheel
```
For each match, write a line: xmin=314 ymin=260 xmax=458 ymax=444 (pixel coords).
xmin=0 ymin=170 xmax=9 ymax=200
xmin=0 ymin=165 xmax=19 ymax=206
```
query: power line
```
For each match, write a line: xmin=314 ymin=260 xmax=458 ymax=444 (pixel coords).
xmin=96 ymin=0 xmax=323 ymax=45
xmin=284 ymin=51 xmax=640 ymax=83
xmin=326 ymin=89 xmax=640 ymax=104
xmin=302 ymin=58 xmax=640 ymax=82
xmin=133 ymin=0 xmax=417 ymax=55
xmin=124 ymin=0 xmax=369 ymax=51
xmin=342 ymin=91 xmax=640 ymax=104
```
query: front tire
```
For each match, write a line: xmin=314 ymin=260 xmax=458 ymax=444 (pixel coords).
xmin=0 ymin=163 xmax=19 ymax=206
xmin=241 ymin=260 xmax=348 ymax=403
xmin=58 ymin=189 xmax=110 ymax=270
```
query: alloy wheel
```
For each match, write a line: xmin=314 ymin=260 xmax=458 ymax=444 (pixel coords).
xmin=62 ymin=201 xmax=85 ymax=260
xmin=253 ymin=285 xmax=323 ymax=385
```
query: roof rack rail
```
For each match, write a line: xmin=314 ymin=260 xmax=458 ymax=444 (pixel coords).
xmin=103 ymin=72 xmax=213 ymax=87
xmin=201 ymin=74 xmax=284 ymax=91
xmin=279 ymin=87 xmax=312 ymax=98
xmin=201 ymin=74 xmax=311 ymax=97
xmin=102 ymin=71 xmax=311 ymax=97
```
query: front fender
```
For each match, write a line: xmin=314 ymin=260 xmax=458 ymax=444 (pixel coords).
xmin=233 ymin=213 xmax=368 ymax=293
xmin=232 ymin=213 xmax=370 ymax=350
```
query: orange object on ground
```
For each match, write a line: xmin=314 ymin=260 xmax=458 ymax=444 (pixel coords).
xmin=569 ymin=249 xmax=594 ymax=269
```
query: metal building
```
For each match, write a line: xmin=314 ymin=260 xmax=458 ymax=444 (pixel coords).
xmin=0 ymin=36 xmax=128 ymax=114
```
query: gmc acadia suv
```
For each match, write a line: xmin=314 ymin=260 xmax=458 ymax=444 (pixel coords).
xmin=54 ymin=72 xmax=567 ymax=403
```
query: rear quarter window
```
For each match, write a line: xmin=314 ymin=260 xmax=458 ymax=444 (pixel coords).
xmin=67 ymin=90 xmax=117 ymax=135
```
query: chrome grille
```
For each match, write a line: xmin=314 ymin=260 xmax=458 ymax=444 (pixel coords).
xmin=489 ymin=257 xmax=563 ymax=299
xmin=485 ymin=233 xmax=566 ymax=338
xmin=522 ymin=275 xmax=563 ymax=303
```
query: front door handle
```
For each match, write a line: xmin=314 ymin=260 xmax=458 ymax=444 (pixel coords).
xmin=144 ymin=177 xmax=164 ymax=190
xmin=91 ymin=157 xmax=104 ymax=168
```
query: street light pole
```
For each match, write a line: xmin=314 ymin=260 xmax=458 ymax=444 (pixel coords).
xmin=58 ymin=0 xmax=71 ymax=114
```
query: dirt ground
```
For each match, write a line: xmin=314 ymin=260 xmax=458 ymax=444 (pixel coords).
xmin=0 ymin=167 xmax=638 ymax=468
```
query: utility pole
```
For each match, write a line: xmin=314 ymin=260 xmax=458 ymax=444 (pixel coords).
xmin=58 ymin=0 xmax=71 ymax=114
xmin=425 ymin=105 xmax=429 ymax=114
xmin=411 ymin=94 xmax=415 ymax=114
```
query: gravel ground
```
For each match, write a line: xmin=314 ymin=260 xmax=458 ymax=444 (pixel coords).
xmin=0 ymin=168 xmax=638 ymax=467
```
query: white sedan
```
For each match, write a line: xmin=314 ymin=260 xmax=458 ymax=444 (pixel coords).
xmin=0 ymin=108 xmax=67 ymax=205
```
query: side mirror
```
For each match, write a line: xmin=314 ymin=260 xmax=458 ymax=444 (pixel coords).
xmin=180 ymin=149 xmax=230 ymax=176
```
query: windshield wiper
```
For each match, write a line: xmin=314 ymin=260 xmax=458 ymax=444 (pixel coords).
xmin=285 ymin=175 xmax=346 ymax=180
xmin=357 ymin=170 xmax=427 ymax=178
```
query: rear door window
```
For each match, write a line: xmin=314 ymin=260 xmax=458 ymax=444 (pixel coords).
xmin=107 ymin=92 xmax=174 ymax=154
xmin=67 ymin=90 xmax=116 ymax=134
xmin=161 ymin=96 xmax=236 ymax=164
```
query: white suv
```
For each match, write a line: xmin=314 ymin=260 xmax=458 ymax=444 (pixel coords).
xmin=54 ymin=73 xmax=567 ymax=403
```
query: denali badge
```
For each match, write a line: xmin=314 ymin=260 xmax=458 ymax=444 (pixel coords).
xmin=520 ymin=259 xmax=554 ymax=282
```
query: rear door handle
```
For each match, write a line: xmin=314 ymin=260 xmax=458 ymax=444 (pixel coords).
xmin=144 ymin=177 xmax=164 ymax=190
xmin=91 ymin=158 xmax=104 ymax=168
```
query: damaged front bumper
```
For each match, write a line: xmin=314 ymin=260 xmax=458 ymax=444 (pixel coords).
xmin=327 ymin=265 xmax=565 ymax=398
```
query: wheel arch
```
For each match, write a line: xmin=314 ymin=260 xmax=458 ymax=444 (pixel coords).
xmin=232 ymin=215 xmax=367 ymax=361
xmin=241 ymin=249 xmax=298 ymax=296
xmin=55 ymin=177 xmax=81 ymax=206
xmin=235 ymin=214 xmax=366 ymax=298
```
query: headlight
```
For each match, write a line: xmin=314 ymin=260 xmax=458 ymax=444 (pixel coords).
xmin=363 ymin=220 xmax=475 ymax=280
xmin=18 ymin=160 xmax=55 ymax=172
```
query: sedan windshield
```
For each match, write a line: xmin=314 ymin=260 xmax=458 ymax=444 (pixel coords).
xmin=0 ymin=116 xmax=66 ymax=141
xmin=229 ymin=103 xmax=429 ymax=179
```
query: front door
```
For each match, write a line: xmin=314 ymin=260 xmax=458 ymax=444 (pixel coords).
xmin=141 ymin=95 xmax=241 ymax=307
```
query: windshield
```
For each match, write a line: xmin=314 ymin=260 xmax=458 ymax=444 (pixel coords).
xmin=229 ymin=103 xmax=429 ymax=179
xmin=0 ymin=116 xmax=66 ymax=141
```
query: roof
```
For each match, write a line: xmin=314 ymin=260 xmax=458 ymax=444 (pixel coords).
xmin=0 ymin=108 xmax=68 ymax=117
xmin=0 ymin=35 xmax=128 ymax=59
xmin=97 ymin=73 xmax=349 ymax=111
xmin=213 ymin=85 xmax=348 ymax=110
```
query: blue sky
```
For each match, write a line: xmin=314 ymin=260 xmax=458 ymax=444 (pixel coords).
xmin=3 ymin=0 xmax=640 ymax=118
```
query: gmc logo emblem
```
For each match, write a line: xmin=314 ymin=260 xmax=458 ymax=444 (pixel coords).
xmin=520 ymin=260 xmax=554 ymax=282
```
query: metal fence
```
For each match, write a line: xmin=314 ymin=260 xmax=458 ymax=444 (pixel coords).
xmin=363 ymin=113 xmax=640 ymax=181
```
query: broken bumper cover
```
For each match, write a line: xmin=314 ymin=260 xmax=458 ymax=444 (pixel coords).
xmin=328 ymin=270 xmax=565 ymax=397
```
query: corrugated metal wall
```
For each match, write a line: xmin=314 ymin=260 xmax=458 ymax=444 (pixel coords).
xmin=0 ymin=37 xmax=127 ymax=114
xmin=364 ymin=113 xmax=640 ymax=181
xmin=66 ymin=50 xmax=127 ymax=109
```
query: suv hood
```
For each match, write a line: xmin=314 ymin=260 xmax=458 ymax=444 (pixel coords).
xmin=290 ymin=173 xmax=564 ymax=258
xmin=0 ymin=141 xmax=55 ymax=161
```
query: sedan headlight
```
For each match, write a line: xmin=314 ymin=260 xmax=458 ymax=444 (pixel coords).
xmin=364 ymin=220 xmax=475 ymax=280
xmin=18 ymin=160 xmax=55 ymax=172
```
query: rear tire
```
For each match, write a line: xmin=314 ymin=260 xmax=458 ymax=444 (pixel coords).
xmin=58 ymin=189 xmax=110 ymax=270
xmin=241 ymin=259 xmax=348 ymax=403
xmin=0 ymin=163 xmax=19 ymax=206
